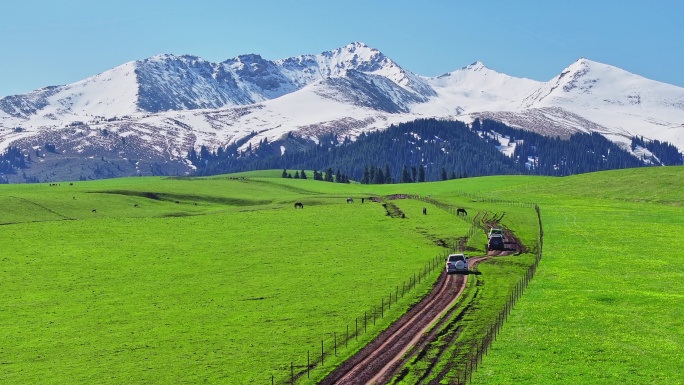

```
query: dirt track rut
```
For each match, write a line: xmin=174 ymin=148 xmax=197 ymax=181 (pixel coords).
xmin=320 ymin=258 xmax=489 ymax=385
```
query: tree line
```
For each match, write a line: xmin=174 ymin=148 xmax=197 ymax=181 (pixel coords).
xmin=282 ymin=168 xmax=351 ymax=183
xmin=631 ymin=136 xmax=683 ymax=165
xmin=0 ymin=147 xmax=27 ymax=175
xmin=187 ymin=118 xmax=681 ymax=181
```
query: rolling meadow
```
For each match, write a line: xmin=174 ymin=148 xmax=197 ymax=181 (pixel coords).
xmin=1 ymin=167 xmax=683 ymax=384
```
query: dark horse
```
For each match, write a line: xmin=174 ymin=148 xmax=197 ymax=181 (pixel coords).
xmin=294 ymin=202 xmax=304 ymax=209
xmin=346 ymin=198 xmax=354 ymax=203
xmin=457 ymin=208 xmax=468 ymax=216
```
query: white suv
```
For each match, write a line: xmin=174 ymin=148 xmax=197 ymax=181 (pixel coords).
xmin=446 ymin=254 xmax=468 ymax=273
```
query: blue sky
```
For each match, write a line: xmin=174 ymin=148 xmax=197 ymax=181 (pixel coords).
xmin=1 ymin=0 xmax=681 ymax=96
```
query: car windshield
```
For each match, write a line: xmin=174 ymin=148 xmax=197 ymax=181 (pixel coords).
xmin=448 ymin=255 xmax=465 ymax=262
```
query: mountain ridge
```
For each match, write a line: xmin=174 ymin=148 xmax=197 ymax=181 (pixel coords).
xmin=0 ymin=42 xmax=682 ymax=182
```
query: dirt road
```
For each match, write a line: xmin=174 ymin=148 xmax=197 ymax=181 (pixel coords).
xmin=318 ymin=206 xmax=523 ymax=384
xmin=319 ymin=257 xmax=489 ymax=385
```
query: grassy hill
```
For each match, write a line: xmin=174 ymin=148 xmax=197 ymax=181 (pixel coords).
xmin=1 ymin=166 xmax=682 ymax=384
xmin=1 ymin=174 xmax=479 ymax=384
xmin=465 ymin=167 xmax=684 ymax=384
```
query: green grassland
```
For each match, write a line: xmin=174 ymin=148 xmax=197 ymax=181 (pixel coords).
xmin=2 ymin=166 xmax=683 ymax=384
xmin=0 ymin=175 xmax=476 ymax=384
xmin=463 ymin=167 xmax=684 ymax=384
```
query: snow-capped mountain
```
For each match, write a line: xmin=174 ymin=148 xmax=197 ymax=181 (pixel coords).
xmin=0 ymin=42 xmax=682 ymax=182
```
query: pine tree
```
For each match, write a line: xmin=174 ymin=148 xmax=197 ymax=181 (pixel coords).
xmin=300 ymin=170 xmax=307 ymax=179
xmin=384 ymin=163 xmax=392 ymax=184
xmin=411 ymin=166 xmax=417 ymax=183
xmin=401 ymin=165 xmax=411 ymax=183
xmin=294 ymin=171 xmax=300 ymax=179
xmin=373 ymin=168 xmax=385 ymax=184
xmin=418 ymin=166 xmax=425 ymax=183
xmin=472 ymin=118 xmax=481 ymax=131
xmin=361 ymin=166 xmax=370 ymax=184
xmin=282 ymin=169 xmax=288 ymax=178
xmin=441 ymin=167 xmax=447 ymax=181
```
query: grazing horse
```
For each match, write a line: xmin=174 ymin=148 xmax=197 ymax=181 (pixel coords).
xmin=346 ymin=198 xmax=354 ymax=203
xmin=92 ymin=209 xmax=97 ymax=213
xmin=134 ymin=204 xmax=139 ymax=208
xmin=422 ymin=207 xmax=427 ymax=215
xmin=457 ymin=208 xmax=468 ymax=216
xmin=294 ymin=202 xmax=304 ymax=209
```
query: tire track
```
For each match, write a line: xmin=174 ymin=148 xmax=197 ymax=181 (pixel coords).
xmin=320 ymin=258 xmax=488 ymax=385
xmin=8 ymin=195 xmax=75 ymax=221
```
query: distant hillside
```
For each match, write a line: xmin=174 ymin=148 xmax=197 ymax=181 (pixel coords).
xmin=189 ymin=119 xmax=649 ymax=182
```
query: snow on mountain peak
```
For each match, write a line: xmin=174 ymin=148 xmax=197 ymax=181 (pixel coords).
xmin=465 ymin=61 xmax=488 ymax=71
xmin=2 ymin=44 xmax=683 ymax=174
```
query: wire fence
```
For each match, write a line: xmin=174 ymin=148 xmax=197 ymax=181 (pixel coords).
xmin=451 ymin=204 xmax=543 ymax=384
xmin=271 ymin=250 xmax=451 ymax=384
xmin=270 ymin=197 xmax=543 ymax=384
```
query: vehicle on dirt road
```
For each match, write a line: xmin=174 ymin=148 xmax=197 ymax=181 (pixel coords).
xmin=488 ymin=228 xmax=504 ymax=239
xmin=486 ymin=234 xmax=505 ymax=251
xmin=445 ymin=254 xmax=468 ymax=273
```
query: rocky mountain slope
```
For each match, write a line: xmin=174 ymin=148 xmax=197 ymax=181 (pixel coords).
xmin=0 ymin=42 xmax=682 ymax=182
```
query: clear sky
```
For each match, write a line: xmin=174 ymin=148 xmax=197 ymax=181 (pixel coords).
xmin=1 ymin=0 xmax=681 ymax=97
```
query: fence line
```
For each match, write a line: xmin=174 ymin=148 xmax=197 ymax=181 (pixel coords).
xmin=274 ymin=252 xmax=456 ymax=384
xmin=456 ymin=204 xmax=543 ymax=384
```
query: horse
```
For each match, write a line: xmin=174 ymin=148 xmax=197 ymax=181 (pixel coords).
xmin=346 ymin=198 xmax=354 ymax=203
xmin=457 ymin=208 xmax=468 ymax=216
xmin=92 ymin=209 xmax=97 ymax=213
xmin=422 ymin=207 xmax=427 ymax=215
xmin=294 ymin=202 xmax=304 ymax=209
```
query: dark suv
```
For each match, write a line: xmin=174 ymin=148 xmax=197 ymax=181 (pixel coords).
xmin=487 ymin=234 xmax=505 ymax=251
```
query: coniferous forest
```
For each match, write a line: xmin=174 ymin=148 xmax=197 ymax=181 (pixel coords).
xmin=630 ymin=136 xmax=683 ymax=165
xmin=188 ymin=118 xmax=677 ymax=182
xmin=0 ymin=147 xmax=27 ymax=183
xmin=1 ymin=119 xmax=681 ymax=184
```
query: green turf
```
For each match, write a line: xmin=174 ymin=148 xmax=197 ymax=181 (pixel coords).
xmin=468 ymin=167 xmax=684 ymax=385
xmin=0 ymin=176 xmax=472 ymax=384
xmin=2 ymin=166 xmax=683 ymax=384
